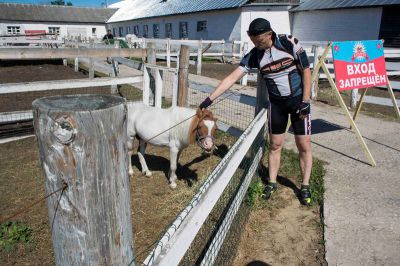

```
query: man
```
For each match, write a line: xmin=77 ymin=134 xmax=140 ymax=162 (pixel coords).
xmin=103 ymin=29 xmax=114 ymax=42
xmin=199 ymin=18 xmax=313 ymax=205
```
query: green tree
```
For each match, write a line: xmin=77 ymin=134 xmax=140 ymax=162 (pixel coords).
xmin=50 ymin=0 xmax=73 ymax=5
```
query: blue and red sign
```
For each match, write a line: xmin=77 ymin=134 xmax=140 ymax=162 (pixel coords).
xmin=332 ymin=40 xmax=388 ymax=91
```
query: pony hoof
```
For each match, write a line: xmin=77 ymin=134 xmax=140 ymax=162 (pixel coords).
xmin=170 ymin=183 xmax=177 ymax=189
xmin=144 ymin=171 xmax=152 ymax=177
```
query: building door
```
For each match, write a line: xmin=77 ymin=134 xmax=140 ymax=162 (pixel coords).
xmin=379 ymin=6 xmax=400 ymax=47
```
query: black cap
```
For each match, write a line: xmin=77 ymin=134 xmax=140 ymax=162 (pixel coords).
xmin=247 ymin=18 xmax=272 ymax=36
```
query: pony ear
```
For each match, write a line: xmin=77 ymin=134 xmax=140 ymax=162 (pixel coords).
xmin=196 ymin=108 xmax=202 ymax=118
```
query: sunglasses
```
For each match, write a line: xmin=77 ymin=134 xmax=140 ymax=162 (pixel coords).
xmin=247 ymin=30 xmax=270 ymax=37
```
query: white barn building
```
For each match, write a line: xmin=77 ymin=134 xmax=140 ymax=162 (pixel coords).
xmin=0 ymin=3 xmax=117 ymax=39
xmin=107 ymin=0 xmax=299 ymax=44
xmin=291 ymin=0 xmax=400 ymax=47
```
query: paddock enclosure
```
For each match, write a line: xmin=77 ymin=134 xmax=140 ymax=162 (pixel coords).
xmin=0 ymin=40 xmax=268 ymax=265
xmin=1 ymin=33 xmax=400 ymax=264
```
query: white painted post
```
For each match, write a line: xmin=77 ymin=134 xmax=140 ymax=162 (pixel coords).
xmin=197 ymin=39 xmax=202 ymax=75
xmin=143 ymin=66 xmax=150 ymax=106
xmin=231 ymin=40 xmax=236 ymax=64
xmin=74 ymin=57 xmax=79 ymax=72
xmin=243 ymin=41 xmax=248 ymax=56
xmin=89 ymin=39 xmax=95 ymax=78
xmin=63 ymin=59 xmax=67 ymax=66
xmin=240 ymin=74 xmax=248 ymax=86
xmin=221 ymin=39 xmax=225 ymax=63
xmin=89 ymin=58 xmax=95 ymax=78
xmin=167 ymin=38 xmax=171 ymax=68
xmin=155 ymin=69 xmax=163 ymax=108
xmin=111 ymin=41 xmax=120 ymax=94
xmin=147 ymin=43 xmax=156 ymax=106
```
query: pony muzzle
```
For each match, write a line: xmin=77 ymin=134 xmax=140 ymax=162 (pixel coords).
xmin=198 ymin=136 xmax=215 ymax=154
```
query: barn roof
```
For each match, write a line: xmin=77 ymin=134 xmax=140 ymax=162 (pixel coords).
xmin=107 ymin=0 xmax=299 ymax=23
xmin=291 ymin=0 xmax=400 ymax=12
xmin=0 ymin=3 xmax=117 ymax=24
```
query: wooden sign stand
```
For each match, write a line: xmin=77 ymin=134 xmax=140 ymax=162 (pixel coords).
xmin=312 ymin=43 xmax=377 ymax=166
xmin=352 ymin=82 xmax=400 ymax=121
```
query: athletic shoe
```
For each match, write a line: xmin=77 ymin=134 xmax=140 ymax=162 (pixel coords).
xmin=300 ymin=185 xmax=312 ymax=206
xmin=262 ymin=182 xmax=277 ymax=201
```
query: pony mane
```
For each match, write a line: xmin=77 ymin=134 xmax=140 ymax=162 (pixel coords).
xmin=188 ymin=115 xmax=199 ymax=144
xmin=188 ymin=109 xmax=216 ymax=144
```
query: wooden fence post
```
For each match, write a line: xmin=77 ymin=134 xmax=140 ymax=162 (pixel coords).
xmin=32 ymin=94 xmax=134 ymax=265
xmin=178 ymin=45 xmax=189 ymax=107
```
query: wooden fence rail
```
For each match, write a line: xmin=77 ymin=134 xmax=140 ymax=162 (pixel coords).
xmin=0 ymin=47 xmax=146 ymax=59
xmin=0 ymin=76 xmax=143 ymax=94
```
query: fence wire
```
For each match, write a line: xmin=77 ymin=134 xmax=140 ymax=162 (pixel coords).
xmin=187 ymin=86 xmax=255 ymax=131
xmin=179 ymin=126 xmax=266 ymax=266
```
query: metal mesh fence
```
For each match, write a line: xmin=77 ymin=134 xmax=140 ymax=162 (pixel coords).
xmin=179 ymin=126 xmax=265 ymax=266
xmin=187 ymin=84 xmax=255 ymax=131
xmin=142 ymin=109 xmax=267 ymax=266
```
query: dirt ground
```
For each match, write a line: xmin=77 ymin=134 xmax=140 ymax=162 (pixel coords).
xmin=0 ymin=59 xmax=342 ymax=265
xmin=0 ymin=60 xmax=110 ymax=113
xmin=233 ymin=177 xmax=326 ymax=266
xmin=0 ymin=132 xmax=237 ymax=265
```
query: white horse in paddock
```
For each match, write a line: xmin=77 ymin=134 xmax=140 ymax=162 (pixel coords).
xmin=127 ymin=103 xmax=217 ymax=188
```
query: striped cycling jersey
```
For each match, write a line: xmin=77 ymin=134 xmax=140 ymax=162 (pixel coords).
xmin=239 ymin=34 xmax=309 ymax=98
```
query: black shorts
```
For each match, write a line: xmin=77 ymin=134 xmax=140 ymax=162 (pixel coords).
xmin=268 ymin=95 xmax=311 ymax=135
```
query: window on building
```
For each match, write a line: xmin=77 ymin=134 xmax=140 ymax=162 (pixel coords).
xmin=197 ymin=21 xmax=207 ymax=32
xmin=7 ymin=26 xmax=21 ymax=35
xmin=165 ymin=23 xmax=172 ymax=38
xmin=143 ymin=25 xmax=148 ymax=38
xmin=179 ymin=22 xmax=188 ymax=39
xmin=118 ymin=27 xmax=123 ymax=37
xmin=113 ymin=28 xmax=116 ymax=37
xmin=127 ymin=26 xmax=131 ymax=34
xmin=153 ymin=24 xmax=160 ymax=38
xmin=48 ymin=27 xmax=60 ymax=35
xmin=133 ymin=25 xmax=139 ymax=36
xmin=92 ymin=28 xmax=96 ymax=35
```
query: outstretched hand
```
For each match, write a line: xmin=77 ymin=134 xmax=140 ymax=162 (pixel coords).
xmin=297 ymin=101 xmax=310 ymax=119
xmin=199 ymin=97 xmax=213 ymax=110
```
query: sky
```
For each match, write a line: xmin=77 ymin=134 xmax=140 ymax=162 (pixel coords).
xmin=0 ymin=0 xmax=121 ymax=7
